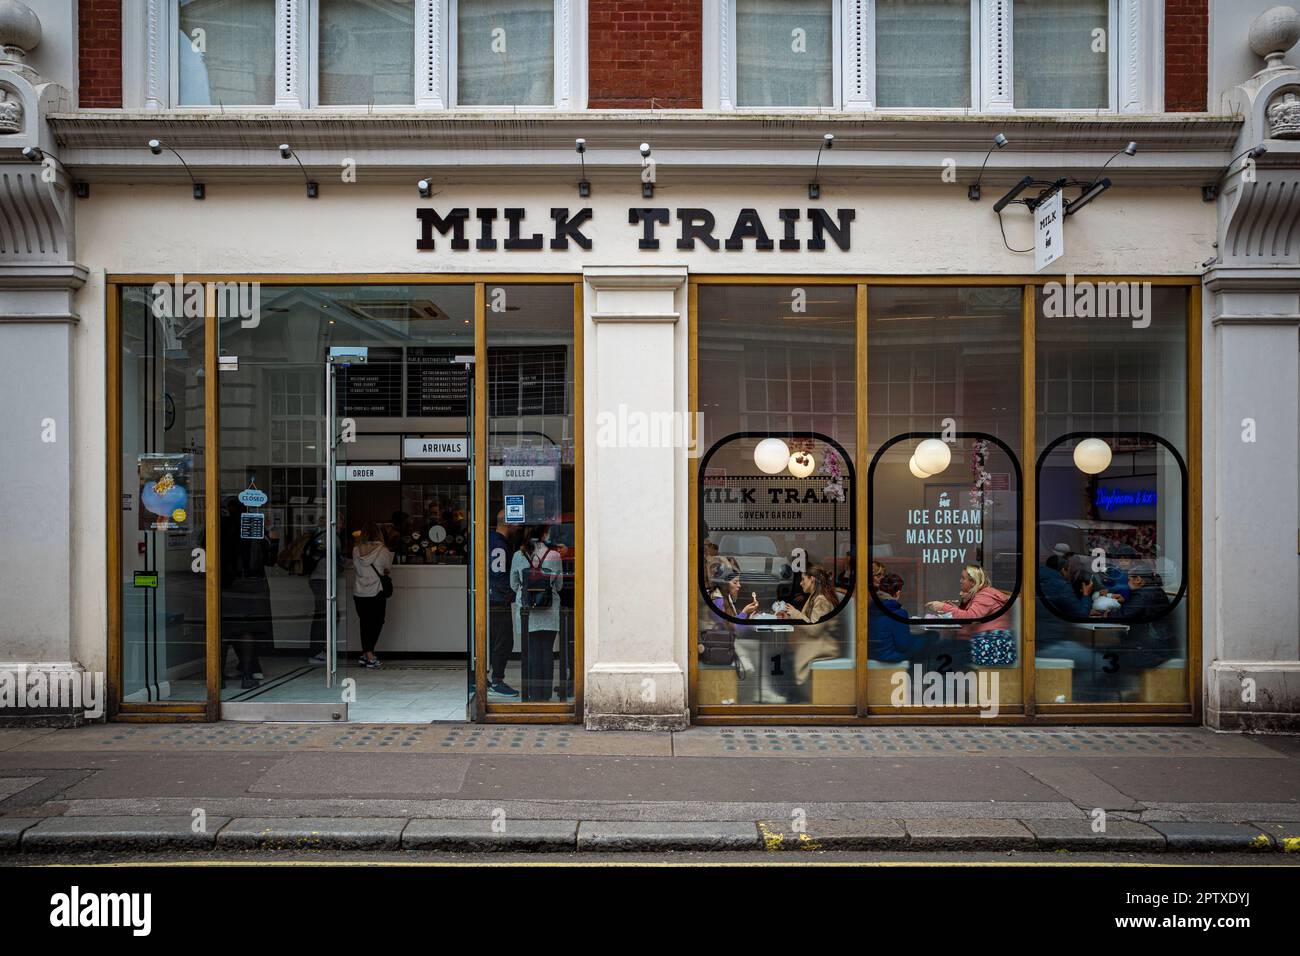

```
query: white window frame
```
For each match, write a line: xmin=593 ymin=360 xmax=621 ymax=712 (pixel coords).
xmin=124 ymin=0 xmax=585 ymax=111
xmin=703 ymin=0 xmax=1162 ymax=113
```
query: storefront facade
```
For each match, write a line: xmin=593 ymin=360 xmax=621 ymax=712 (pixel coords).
xmin=2 ymin=1 xmax=1298 ymax=731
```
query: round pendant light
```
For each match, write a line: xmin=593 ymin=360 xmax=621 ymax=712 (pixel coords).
xmin=1073 ymin=437 xmax=1113 ymax=475
xmin=754 ymin=437 xmax=791 ymax=475
xmin=908 ymin=455 xmax=933 ymax=479
xmin=914 ymin=438 xmax=952 ymax=475
xmin=788 ymin=450 xmax=816 ymax=478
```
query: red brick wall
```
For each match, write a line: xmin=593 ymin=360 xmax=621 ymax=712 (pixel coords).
xmin=1165 ymin=0 xmax=1208 ymax=111
xmin=588 ymin=0 xmax=701 ymax=109
xmin=79 ymin=0 xmax=122 ymax=108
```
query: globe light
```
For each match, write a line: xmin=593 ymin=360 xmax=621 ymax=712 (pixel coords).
xmin=754 ymin=437 xmax=791 ymax=475
xmin=1073 ymin=437 xmax=1113 ymax=475
xmin=908 ymin=455 xmax=933 ymax=479
xmin=914 ymin=438 xmax=951 ymax=475
xmin=788 ymin=450 xmax=816 ymax=478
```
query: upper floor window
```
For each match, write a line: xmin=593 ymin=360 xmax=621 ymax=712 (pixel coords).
xmin=704 ymin=0 xmax=1161 ymax=112
xmin=138 ymin=0 xmax=582 ymax=110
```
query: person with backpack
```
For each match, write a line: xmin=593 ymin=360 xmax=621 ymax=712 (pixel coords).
xmin=510 ymin=525 xmax=563 ymax=702
xmin=352 ymin=523 xmax=394 ymax=669
xmin=487 ymin=511 xmax=519 ymax=697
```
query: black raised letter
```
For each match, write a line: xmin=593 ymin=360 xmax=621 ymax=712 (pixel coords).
xmin=550 ymin=208 xmax=593 ymax=250
xmin=724 ymin=208 xmax=774 ymax=251
xmin=676 ymin=208 xmax=720 ymax=250
xmin=807 ymin=208 xmax=854 ymax=251
xmin=475 ymin=208 xmax=498 ymax=250
xmin=416 ymin=208 xmax=470 ymax=250
xmin=629 ymin=208 xmax=670 ymax=250
xmin=777 ymin=209 xmax=801 ymax=251
xmin=503 ymin=208 xmax=545 ymax=250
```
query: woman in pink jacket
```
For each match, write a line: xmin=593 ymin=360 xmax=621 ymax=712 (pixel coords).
xmin=925 ymin=564 xmax=1017 ymax=667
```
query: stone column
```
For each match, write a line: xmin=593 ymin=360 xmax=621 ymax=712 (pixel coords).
xmin=581 ymin=266 xmax=690 ymax=730
xmin=1203 ymin=11 xmax=1300 ymax=730
xmin=0 ymin=3 xmax=91 ymax=724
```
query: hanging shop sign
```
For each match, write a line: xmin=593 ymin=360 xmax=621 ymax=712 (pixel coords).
xmin=1035 ymin=189 xmax=1065 ymax=272
xmin=416 ymin=207 xmax=856 ymax=253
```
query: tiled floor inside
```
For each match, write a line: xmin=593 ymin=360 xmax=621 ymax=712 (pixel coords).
xmin=218 ymin=657 xmax=565 ymax=722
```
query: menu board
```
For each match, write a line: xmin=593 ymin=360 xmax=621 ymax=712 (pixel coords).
xmin=336 ymin=346 xmax=402 ymax=417
xmin=406 ymin=347 xmax=469 ymax=416
xmin=489 ymin=346 xmax=567 ymax=417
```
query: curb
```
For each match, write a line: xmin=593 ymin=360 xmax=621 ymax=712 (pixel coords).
xmin=1 ymin=816 xmax=1296 ymax=853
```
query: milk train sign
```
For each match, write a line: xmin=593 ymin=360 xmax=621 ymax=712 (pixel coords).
xmin=416 ymin=207 xmax=856 ymax=252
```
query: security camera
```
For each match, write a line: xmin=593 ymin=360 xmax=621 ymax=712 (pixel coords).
xmin=21 ymin=146 xmax=43 ymax=163
xmin=148 ymin=139 xmax=163 ymax=155
xmin=994 ymin=132 xmax=1009 ymax=149
xmin=1124 ymin=141 xmax=1138 ymax=157
xmin=575 ymin=138 xmax=586 ymax=153
xmin=279 ymin=144 xmax=293 ymax=160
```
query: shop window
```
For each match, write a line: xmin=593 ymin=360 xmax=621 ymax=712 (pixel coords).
xmin=118 ymin=287 xmax=209 ymax=703
xmin=696 ymin=285 xmax=857 ymax=707
xmin=485 ymin=285 xmax=578 ymax=706
xmin=706 ymin=0 xmax=1159 ymax=112
xmin=176 ymin=0 xmax=276 ymax=106
xmin=1036 ymin=286 xmax=1190 ymax=705
xmin=867 ymin=286 xmax=1023 ymax=709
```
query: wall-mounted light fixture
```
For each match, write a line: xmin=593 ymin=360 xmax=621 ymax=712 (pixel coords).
xmin=417 ymin=177 xmax=434 ymax=198
xmin=809 ymin=133 xmax=834 ymax=200
xmin=21 ymin=146 xmax=89 ymax=198
xmin=575 ymin=138 xmax=590 ymax=198
xmin=639 ymin=143 xmax=654 ymax=199
xmin=1203 ymin=144 xmax=1268 ymax=202
xmin=147 ymin=139 xmax=204 ymax=199
xmin=968 ymin=132 xmax=1009 ymax=201
xmin=279 ymin=144 xmax=319 ymax=199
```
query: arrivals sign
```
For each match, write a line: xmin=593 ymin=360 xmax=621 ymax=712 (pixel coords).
xmin=417 ymin=207 xmax=857 ymax=253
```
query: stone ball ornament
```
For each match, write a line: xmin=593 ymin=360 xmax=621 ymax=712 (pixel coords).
xmin=0 ymin=0 xmax=42 ymax=56
xmin=1249 ymin=6 xmax=1300 ymax=64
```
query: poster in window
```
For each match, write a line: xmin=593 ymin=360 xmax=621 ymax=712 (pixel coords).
xmin=138 ymin=453 xmax=192 ymax=531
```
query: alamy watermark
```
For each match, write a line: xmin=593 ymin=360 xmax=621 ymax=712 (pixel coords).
xmin=1041 ymin=273 xmax=1152 ymax=329
xmin=594 ymin=403 xmax=706 ymax=456
xmin=151 ymin=274 xmax=262 ymax=328
xmin=0 ymin=669 xmax=104 ymax=719
xmin=889 ymin=664 xmax=1000 ymax=718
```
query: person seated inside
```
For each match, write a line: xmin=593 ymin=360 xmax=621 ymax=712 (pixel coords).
xmin=710 ymin=566 xmax=758 ymax=620
xmin=1104 ymin=562 xmax=1177 ymax=689
xmin=868 ymin=572 xmax=928 ymax=663
xmin=775 ymin=565 xmax=841 ymax=703
xmin=925 ymin=564 xmax=1015 ymax=670
xmin=1038 ymin=553 xmax=1093 ymax=622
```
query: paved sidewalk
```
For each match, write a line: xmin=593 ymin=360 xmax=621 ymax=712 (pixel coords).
xmin=1 ymin=724 xmax=1298 ymax=855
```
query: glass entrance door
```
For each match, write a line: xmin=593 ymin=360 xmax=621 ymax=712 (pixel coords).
xmin=214 ymin=283 xmax=478 ymax=721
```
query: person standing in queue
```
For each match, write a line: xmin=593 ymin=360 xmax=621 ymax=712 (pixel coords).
xmin=352 ymin=523 xmax=393 ymax=669
xmin=511 ymin=525 xmax=563 ymax=702
xmin=487 ymin=510 xmax=519 ymax=697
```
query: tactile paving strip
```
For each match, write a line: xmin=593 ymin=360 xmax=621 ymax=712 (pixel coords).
xmin=11 ymin=723 xmax=672 ymax=756
xmin=11 ymin=723 xmax=1278 ymax=758
xmin=672 ymin=727 xmax=1273 ymax=757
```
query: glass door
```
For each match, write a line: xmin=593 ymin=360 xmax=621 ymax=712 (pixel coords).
xmin=214 ymin=282 xmax=478 ymax=722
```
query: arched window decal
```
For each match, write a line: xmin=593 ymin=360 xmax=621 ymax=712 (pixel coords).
xmin=867 ymin=431 xmax=1023 ymax=626
xmin=698 ymin=432 xmax=856 ymax=627
xmin=1035 ymin=432 xmax=1188 ymax=625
